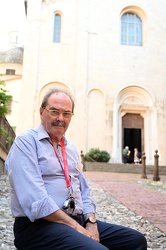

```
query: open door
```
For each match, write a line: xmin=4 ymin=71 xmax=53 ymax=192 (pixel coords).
xmin=122 ymin=113 xmax=144 ymax=163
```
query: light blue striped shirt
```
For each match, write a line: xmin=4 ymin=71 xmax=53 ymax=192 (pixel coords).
xmin=5 ymin=124 xmax=96 ymax=222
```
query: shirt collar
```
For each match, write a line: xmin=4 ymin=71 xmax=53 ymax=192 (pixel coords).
xmin=37 ymin=124 xmax=67 ymax=145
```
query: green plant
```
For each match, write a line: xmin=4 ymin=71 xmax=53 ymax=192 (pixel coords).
xmin=0 ymin=127 xmax=7 ymax=135
xmin=84 ymin=148 xmax=110 ymax=162
xmin=6 ymin=136 xmax=14 ymax=144
xmin=0 ymin=78 xmax=12 ymax=116
xmin=100 ymin=150 xmax=111 ymax=162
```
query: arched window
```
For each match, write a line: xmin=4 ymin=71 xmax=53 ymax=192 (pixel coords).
xmin=53 ymin=13 xmax=61 ymax=43
xmin=121 ymin=13 xmax=142 ymax=46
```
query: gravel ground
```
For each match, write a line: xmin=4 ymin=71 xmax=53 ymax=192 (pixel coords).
xmin=87 ymin=178 xmax=166 ymax=250
xmin=0 ymin=174 xmax=166 ymax=250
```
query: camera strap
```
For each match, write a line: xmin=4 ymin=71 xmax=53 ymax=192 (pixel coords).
xmin=51 ymin=138 xmax=71 ymax=189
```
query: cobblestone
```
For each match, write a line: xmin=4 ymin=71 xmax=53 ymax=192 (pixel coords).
xmin=0 ymin=173 xmax=166 ymax=249
xmin=87 ymin=179 xmax=166 ymax=250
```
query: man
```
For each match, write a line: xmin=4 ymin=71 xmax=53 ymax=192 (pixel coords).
xmin=5 ymin=88 xmax=147 ymax=249
xmin=123 ymin=146 xmax=131 ymax=164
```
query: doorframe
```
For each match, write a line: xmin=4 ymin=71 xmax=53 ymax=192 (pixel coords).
xmin=112 ymin=106 xmax=157 ymax=164
xmin=111 ymin=86 xmax=157 ymax=164
xmin=122 ymin=113 xmax=144 ymax=160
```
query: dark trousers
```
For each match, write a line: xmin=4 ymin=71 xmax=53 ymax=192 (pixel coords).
xmin=123 ymin=155 xmax=127 ymax=163
xmin=14 ymin=216 xmax=147 ymax=250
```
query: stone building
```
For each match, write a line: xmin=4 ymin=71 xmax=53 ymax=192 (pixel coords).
xmin=0 ymin=31 xmax=24 ymax=131
xmin=1 ymin=0 xmax=166 ymax=165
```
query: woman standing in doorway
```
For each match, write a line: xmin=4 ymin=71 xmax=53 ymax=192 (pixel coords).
xmin=134 ymin=148 xmax=141 ymax=164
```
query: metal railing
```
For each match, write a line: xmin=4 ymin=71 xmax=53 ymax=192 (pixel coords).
xmin=0 ymin=116 xmax=15 ymax=153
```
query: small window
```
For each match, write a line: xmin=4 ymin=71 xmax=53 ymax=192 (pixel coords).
xmin=6 ymin=69 xmax=15 ymax=75
xmin=53 ymin=14 xmax=61 ymax=43
xmin=121 ymin=13 xmax=142 ymax=46
xmin=10 ymin=34 xmax=19 ymax=44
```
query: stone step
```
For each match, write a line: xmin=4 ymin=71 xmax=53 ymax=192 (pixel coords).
xmin=84 ymin=162 xmax=166 ymax=175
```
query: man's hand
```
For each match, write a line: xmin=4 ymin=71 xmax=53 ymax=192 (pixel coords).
xmin=44 ymin=210 xmax=93 ymax=239
xmin=85 ymin=223 xmax=100 ymax=242
xmin=83 ymin=212 xmax=99 ymax=241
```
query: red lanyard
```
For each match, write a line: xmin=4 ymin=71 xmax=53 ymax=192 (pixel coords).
xmin=51 ymin=138 xmax=70 ymax=188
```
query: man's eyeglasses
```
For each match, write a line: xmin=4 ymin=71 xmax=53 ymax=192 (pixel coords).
xmin=44 ymin=108 xmax=74 ymax=119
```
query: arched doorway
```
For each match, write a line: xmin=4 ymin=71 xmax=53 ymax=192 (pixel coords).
xmin=122 ymin=113 xmax=144 ymax=163
xmin=112 ymin=85 xmax=156 ymax=164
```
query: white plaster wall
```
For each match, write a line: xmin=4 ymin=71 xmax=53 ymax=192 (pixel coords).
xmin=0 ymin=63 xmax=22 ymax=131
xmin=14 ymin=0 xmax=166 ymax=164
xmin=2 ymin=77 xmax=22 ymax=130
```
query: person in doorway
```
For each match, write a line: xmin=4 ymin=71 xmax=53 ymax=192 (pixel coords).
xmin=134 ymin=148 xmax=142 ymax=164
xmin=122 ymin=146 xmax=131 ymax=164
xmin=5 ymin=88 xmax=147 ymax=250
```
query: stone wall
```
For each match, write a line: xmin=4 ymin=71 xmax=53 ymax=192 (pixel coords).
xmin=84 ymin=162 xmax=166 ymax=175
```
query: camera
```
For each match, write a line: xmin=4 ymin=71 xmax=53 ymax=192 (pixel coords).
xmin=63 ymin=197 xmax=75 ymax=210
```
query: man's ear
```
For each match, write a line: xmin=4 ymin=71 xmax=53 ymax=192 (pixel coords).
xmin=40 ymin=107 xmax=44 ymax=116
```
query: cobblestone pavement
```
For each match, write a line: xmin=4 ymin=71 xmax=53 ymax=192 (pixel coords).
xmin=0 ymin=173 xmax=166 ymax=249
xmin=84 ymin=172 xmax=166 ymax=250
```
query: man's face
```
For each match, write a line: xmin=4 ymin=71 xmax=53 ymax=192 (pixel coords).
xmin=40 ymin=92 xmax=73 ymax=142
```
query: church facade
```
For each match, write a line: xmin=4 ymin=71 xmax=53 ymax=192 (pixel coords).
xmin=2 ymin=0 xmax=166 ymax=165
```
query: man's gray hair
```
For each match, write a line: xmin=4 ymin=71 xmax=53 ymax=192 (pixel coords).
xmin=41 ymin=88 xmax=75 ymax=111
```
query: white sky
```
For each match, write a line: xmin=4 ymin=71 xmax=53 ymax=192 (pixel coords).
xmin=0 ymin=0 xmax=26 ymax=48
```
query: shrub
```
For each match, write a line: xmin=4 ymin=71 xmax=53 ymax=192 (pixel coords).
xmin=0 ymin=79 xmax=12 ymax=116
xmin=84 ymin=148 xmax=110 ymax=162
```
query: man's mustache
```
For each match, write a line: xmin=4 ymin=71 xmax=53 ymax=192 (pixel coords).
xmin=51 ymin=121 xmax=66 ymax=127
